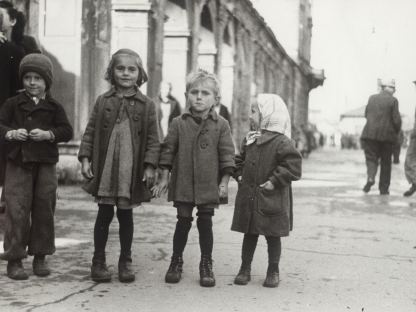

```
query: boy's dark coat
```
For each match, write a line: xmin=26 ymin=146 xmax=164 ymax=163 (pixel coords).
xmin=159 ymin=108 xmax=235 ymax=205
xmin=0 ymin=92 xmax=73 ymax=164
xmin=78 ymin=88 xmax=160 ymax=205
xmin=232 ymin=132 xmax=302 ymax=237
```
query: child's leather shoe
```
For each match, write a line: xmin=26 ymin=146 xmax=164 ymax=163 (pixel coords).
xmin=7 ymin=260 xmax=29 ymax=280
xmin=33 ymin=255 xmax=50 ymax=277
xmin=165 ymin=255 xmax=183 ymax=283
xmin=118 ymin=261 xmax=135 ymax=283
xmin=234 ymin=264 xmax=251 ymax=285
xmin=91 ymin=260 xmax=111 ymax=283
xmin=199 ymin=256 xmax=215 ymax=287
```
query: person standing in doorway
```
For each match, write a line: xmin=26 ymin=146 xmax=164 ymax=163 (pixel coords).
xmin=361 ymin=79 xmax=401 ymax=195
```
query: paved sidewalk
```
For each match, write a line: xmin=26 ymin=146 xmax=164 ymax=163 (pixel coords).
xmin=0 ymin=148 xmax=415 ymax=312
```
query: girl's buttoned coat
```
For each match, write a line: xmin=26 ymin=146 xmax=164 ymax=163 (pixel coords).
xmin=159 ymin=109 xmax=235 ymax=205
xmin=232 ymin=132 xmax=302 ymax=237
xmin=78 ymin=88 xmax=160 ymax=205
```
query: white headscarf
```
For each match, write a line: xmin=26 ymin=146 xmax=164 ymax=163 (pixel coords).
xmin=257 ymin=93 xmax=291 ymax=138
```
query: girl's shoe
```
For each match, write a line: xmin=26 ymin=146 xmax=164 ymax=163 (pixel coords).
xmin=263 ymin=263 xmax=279 ymax=288
xmin=33 ymin=255 xmax=50 ymax=277
xmin=234 ymin=265 xmax=251 ymax=285
xmin=91 ymin=261 xmax=111 ymax=283
xmin=165 ymin=255 xmax=183 ymax=283
xmin=199 ymin=256 xmax=215 ymax=287
xmin=7 ymin=260 xmax=29 ymax=280
xmin=403 ymin=184 xmax=416 ymax=197
xmin=118 ymin=261 xmax=135 ymax=283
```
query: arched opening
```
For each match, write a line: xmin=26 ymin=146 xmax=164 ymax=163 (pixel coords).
xmin=198 ymin=4 xmax=216 ymax=72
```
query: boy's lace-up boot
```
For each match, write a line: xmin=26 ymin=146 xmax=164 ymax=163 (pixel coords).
xmin=33 ymin=255 xmax=50 ymax=277
xmin=234 ymin=263 xmax=251 ymax=285
xmin=7 ymin=259 xmax=29 ymax=280
xmin=91 ymin=254 xmax=111 ymax=283
xmin=199 ymin=255 xmax=215 ymax=287
xmin=263 ymin=262 xmax=280 ymax=288
xmin=165 ymin=255 xmax=184 ymax=283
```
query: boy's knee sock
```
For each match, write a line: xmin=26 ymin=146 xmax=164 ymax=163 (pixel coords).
xmin=241 ymin=234 xmax=259 ymax=266
xmin=117 ymin=209 xmax=133 ymax=262
xmin=93 ymin=205 xmax=114 ymax=261
xmin=173 ymin=216 xmax=193 ymax=256
xmin=265 ymin=236 xmax=281 ymax=272
xmin=197 ymin=215 xmax=213 ymax=257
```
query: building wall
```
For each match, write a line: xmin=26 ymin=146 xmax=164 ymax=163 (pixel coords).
xmin=18 ymin=0 xmax=322 ymax=146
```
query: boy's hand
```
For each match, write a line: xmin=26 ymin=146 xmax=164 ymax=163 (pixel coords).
xmin=81 ymin=158 xmax=94 ymax=180
xmin=29 ymin=129 xmax=52 ymax=141
xmin=151 ymin=169 xmax=169 ymax=197
xmin=259 ymin=180 xmax=275 ymax=191
xmin=237 ymin=176 xmax=242 ymax=183
xmin=142 ymin=166 xmax=155 ymax=188
xmin=0 ymin=32 xmax=7 ymax=43
xmin=218 ymin=183 xmax=228 ymax=199
xmin=6 ymin=129 xmax=29 ymax=141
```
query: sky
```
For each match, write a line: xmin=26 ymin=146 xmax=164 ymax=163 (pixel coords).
xmin=253 ymin=0 xmax=416 ymax=131
xmin=309 ymin=0 xmax=416 ymax=130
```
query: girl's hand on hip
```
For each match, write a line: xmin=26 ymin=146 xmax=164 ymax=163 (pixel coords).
xmin=81 ymin=159 xmax=94 ymax=180
xmin=143 ymin=166 xmax=155 ymax=188
xmin=259 ymin=180 xmax=275 ymax=191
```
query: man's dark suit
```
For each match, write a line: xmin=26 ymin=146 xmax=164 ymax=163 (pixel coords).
xmin=361 ymin=90 xmax=402 ymax=193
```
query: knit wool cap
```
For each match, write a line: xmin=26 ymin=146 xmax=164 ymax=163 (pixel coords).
xmin=19 ymin=53 xmax=53 ymax=90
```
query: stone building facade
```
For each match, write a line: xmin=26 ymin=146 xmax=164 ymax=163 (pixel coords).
xmin=12 ymin=0 xmax=324 ymax=148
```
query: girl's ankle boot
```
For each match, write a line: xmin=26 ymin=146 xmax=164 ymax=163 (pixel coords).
xmin=91 ymin=253 xmax=111 ymax=283
xmin=165 ymin=255 xmax=184 ymax=283
xmin=234 ymin=263 xmax=251 ymax=285
xmin=263 ymin=263 xmax=279 ymax=288
xmin=118 ymin=260 xmax=135 ymax=283
xmin=199 ymin=255 xmax=215 ymax=287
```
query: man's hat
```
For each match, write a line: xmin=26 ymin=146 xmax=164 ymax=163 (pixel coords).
xmin=380 ymin=78 xmax=395 ymax=88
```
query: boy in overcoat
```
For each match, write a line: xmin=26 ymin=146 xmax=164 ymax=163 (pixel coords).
xmin=153 ymin=69 xmax=235 ymax=287
xmin=0 ymin=53 xmax=73 ymax=280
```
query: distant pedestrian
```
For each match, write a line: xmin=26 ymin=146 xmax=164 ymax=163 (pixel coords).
xmin=361 ymin=79 xmax=401 ymax=195
xmin=78 ymin=49 xmax=160 ymax=283
xmin=154 ymin=80 xmax=181 ymax=141
xmin=403 ymin=80 xmax=416 ymax=197
xmin=152 ymin=69 xmax=235 ymax=287
xmin=214 ymin=102 xmax=232 ymax=130
xmin=231 ymin=94 xmax=302 ymax=288
xmin=0 ymin=53 xmax=73 ymax=280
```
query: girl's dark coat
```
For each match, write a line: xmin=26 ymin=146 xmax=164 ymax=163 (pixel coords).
xmin=78 ymin=88 xmax=160 ymax=205
xmin=232 ymin=132 xmax=302 ymax=237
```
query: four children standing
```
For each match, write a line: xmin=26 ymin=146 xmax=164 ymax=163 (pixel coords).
xmin=0 ymin=49 xmax=302 ymax=288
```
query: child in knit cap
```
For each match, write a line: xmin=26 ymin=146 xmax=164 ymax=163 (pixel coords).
xmin=78 ymin=49 xmax=160 ymax=283
xmin=0 ymin=53 xmax=73 ymax=280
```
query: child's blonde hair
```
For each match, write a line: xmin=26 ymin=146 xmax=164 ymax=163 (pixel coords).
xmin=185 ymin=69 xmax=221 ymax=97
xmin=105 ymin=48 xmax=148 ymax=87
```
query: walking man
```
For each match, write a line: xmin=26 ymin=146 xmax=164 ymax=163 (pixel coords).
xmin=361 ymin=79 xmax=401 ymax=195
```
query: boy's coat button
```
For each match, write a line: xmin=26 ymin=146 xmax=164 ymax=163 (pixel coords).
xmin=27 ymin=116 xmax=32 ymax=120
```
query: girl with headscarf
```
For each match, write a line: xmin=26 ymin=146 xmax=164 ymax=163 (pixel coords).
xmin=231 ymin=93 xmax=302 ymax=288
xmin=78 ymin=49 xmax=160 ymax=283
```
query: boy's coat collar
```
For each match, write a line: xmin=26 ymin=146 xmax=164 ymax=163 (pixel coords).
xmin=104 ymin=86 xmax=148 ymax=102
xmin=182 ymin=106 xmax=218 ymax=121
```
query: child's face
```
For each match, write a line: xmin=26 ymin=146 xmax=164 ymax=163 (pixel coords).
xmin=249 ymin=103 xmax=261 ymax=130
xmin=187 ymin=79 xmax=218 ymax=116
xmin=113 ymin=55 xmax=139 ymax=90
xmin=22 ymin=72 xmax=46 ymax=98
